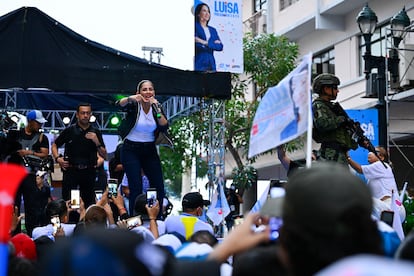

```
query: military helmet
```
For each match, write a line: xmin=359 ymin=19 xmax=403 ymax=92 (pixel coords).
xmin=312 ymin=73 xmax=340 ymax=94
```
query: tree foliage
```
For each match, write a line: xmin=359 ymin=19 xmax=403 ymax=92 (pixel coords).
xmin=227 ymin=33 xmax=299 ymax=189
xmin=159 ymin=112 xmax=209 ymax=197
xmin=243 ymin=33 xmax=299 ymax=98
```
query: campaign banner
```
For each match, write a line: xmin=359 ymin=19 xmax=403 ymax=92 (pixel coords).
xmin=248 ymin=54 xmax=312 ymax=158
xmin=347 ymin=108 xmax=378 ymax=181
xmin=193 ymin=0 xmax=243 ymax=73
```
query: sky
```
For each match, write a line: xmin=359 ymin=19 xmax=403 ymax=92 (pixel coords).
xmin=0 ymin=0 xmax=194 ymax=70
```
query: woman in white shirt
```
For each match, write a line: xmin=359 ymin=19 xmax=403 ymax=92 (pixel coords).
xmin=347 ymin=146 xmax=406 ymax=222
xmin=116 ymin=80 xmax=172 ymax=217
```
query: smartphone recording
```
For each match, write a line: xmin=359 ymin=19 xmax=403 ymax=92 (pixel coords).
xmin=51 ymin=215 xmax=61 ymax=234
xmin=95 ymin=190 xmax=103 ymax=201
xmin=380 ymin=210 xmax=394 ymax=227
xmin=269 ymin=217 xmax=283 ymax=241
xmin=71 ymin=189 xmax=80 ymax=209
xmin=146 ymin=188 xmax=157 ymax=207
xmin=126 ymin=216 xmax=142 ymax=229
xmin=107 ymin=178 xmax=118 ymax=198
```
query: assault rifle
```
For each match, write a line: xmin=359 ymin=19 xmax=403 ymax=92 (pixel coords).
xmin=332 ymin=102 xmax=386 ymax=168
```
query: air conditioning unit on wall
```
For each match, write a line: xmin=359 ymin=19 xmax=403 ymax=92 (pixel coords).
xmin=397 ymin=36 xmax=414 ymax=89
xmin=257 ymin=13 xmax=267 ymax=34
xmin=365 ymin=73 xmax=379 ymax=98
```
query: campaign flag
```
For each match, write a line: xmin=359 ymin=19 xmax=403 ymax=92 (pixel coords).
xmin=0 ymin=164 xmax=28 ymax=276
xmin=250 ymin=181 xmax=270 ymax=213
xmin=207 ymin=180 xmax=231 ymax=226
xmin=248 ymin=53 xmax=312 ymax=158
xmin=391 ymin=190 xmax=405 ymax=241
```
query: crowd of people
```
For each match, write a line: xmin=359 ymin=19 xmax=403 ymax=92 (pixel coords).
xmin=3 ymin=74 xmax=414 ymax=275
xmin=6 ymin=162 xmax=414 ymax=275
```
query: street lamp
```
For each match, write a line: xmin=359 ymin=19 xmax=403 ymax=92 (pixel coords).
xmin=356 ymin=4 xmax=410 ymax=149
xmin=389 ymin=7 xmax=411 ymax=84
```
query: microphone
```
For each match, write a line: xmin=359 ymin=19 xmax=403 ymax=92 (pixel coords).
xmin=151 ymin=103 xmax=162 ymax=118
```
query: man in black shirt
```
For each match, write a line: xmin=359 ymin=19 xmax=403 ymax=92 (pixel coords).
xmin=224 ymin=184 xmax=243 ymax=231
xmin=52 ymin=103 xmax=107 ymax=208
xmin=6 ymin=110 xmax=50 ymax=236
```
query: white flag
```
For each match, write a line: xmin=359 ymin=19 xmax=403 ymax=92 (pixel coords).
xmin=207 ymin=181 xmax=231 ymax=226
xmin=391 ymin=190 xmax=405 ymax=241
xmin=400 ymin=182 xmax=408 ymax=203
xmin=250 ymin=181 xmax=270 ymax=213
xmin=248 ymin=53 xmax=312 ymax=158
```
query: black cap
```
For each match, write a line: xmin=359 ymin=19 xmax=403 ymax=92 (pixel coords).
xmin=182 ymin=192 xmax=210 ymax=209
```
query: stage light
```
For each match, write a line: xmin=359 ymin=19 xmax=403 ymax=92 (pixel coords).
xmin=109 ymin=114 xmax=121 ymax=127
xmin=62 ymin=116 xmax=71 ymax=125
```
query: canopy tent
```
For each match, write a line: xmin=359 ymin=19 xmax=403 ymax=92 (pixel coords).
xmin=0 ymin=7 xmax=231 ymax=111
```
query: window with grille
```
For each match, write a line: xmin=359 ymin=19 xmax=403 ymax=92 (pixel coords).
xmin=312 ymin=48 xmax=335 ymax=79
xmin=280 ymin=0 xmax=300 ymax=11
xmin=254 ymin=0 xmax=267 ymax=13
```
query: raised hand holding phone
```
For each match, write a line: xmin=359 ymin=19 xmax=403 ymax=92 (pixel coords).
xmin=126 ymin=216 xmax=142 ymax=230
xmin=146 ymin=199 xmax=160 ymax=217
xmin=107 ymin=178 xmax=118 ymax=199
xmin=51 ymin=215 xmax=61 ymax=235
xmin=146 ymin=188 xmax=157 ymax=207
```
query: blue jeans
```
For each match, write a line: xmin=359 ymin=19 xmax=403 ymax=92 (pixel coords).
xmin=121 ymin=140 xmax=165 ymax=217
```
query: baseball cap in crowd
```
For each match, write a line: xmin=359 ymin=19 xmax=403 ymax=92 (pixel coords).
xmin=152 ymin=232 xmax=185 ymax=253
xmin=10 ymin=233 xmax=37 ymax=261
xmin=27 ymin=110 xmax=47 ymax=124
xmin=175 ymin=242 xmax=214 ymax=260
xmin=36 ymin=171 xmax=47 ymax=178
xmin=182 ymin=192 xmax=210 ymax=209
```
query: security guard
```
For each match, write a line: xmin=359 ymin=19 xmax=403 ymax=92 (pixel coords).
xmin=312 ymin=73 xmax=357 ymax=164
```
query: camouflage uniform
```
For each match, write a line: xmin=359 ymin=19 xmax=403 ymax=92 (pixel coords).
xmin=312 ymin=74 xmax=357 ymax=165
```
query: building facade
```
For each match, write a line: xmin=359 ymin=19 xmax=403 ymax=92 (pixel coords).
xmin=226 ymin=0 xmax=414 ymax=186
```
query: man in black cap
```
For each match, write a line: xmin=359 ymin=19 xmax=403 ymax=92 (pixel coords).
xmin=164 ymin=192 xmax=213 ymax=240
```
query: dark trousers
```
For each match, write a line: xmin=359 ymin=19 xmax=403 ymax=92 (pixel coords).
xmin=62 ymin=168 xmax=96 ymax=209
xmin=121 ymin=140 xmax=165 ymax=217
xmin=14 ymin=173 xmax=40 ymax=237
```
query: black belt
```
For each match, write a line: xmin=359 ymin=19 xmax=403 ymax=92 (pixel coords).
xmin=124 ymin=139 xmax=155 ymax=146
xmin=68 ymin=164 xmax=95 ymax=170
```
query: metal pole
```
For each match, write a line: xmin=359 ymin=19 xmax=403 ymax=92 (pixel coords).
xmin=375 ymin=57 xmax=388 ymax=149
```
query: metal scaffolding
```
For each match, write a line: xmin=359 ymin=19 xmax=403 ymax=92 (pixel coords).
xmin=2 ymin=108 xmax=124 ymax=133
xmin=163 ymin=96 xmax=226 ymax=197
xmin=206 ymin=99 xmax=226 ymax=199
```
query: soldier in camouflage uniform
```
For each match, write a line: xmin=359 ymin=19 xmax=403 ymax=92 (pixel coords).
xmin=312 ymin=73 xmax=357 ymax=164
